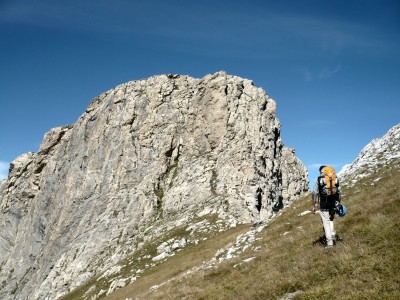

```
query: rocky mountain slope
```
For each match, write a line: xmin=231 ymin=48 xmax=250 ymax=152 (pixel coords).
xmin=142 ymin=155 xmax=400 ymax=300
xmin=0 ymin=72 xmax=308 ymax=300
xmin=70 ymin=123 xmax=400 ymax=300
xmin=339 ymin=123 xmax=400 ymax=186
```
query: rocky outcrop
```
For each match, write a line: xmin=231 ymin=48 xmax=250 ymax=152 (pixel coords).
xmin=280 ymin=147 xmax=308 ymax=210
xmin=339 ymin=123 xmax=400 ymax=186
xmin=0 ymin=72 xmax=308 ymax=299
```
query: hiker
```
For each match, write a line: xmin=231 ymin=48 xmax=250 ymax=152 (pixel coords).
xmin=312 ymin=165 xmax=341 ymax=249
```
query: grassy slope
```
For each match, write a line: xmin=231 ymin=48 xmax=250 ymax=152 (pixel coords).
xmin=63 ymin=161 xmax=400 ymax=300
xmin=145 ymin=162 xmax=400 ymax=299
xmin=60 ymin=216 xmax=251 ymax=300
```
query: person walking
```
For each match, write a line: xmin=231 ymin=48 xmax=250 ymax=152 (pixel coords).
xmin=312 ymin=165 xmax=341 ymax=249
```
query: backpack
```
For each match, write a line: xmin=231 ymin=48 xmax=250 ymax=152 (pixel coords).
xmin=318 ymin=166 xmax=339 ymax=196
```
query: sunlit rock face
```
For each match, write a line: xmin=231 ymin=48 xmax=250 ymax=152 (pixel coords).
xmin=0 ymin=72 xmax=308 ymax=299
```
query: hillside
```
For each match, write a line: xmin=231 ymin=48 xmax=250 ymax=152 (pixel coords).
xmin=60 ymin=125 xmax=400 ymax=299
xmin=74 ymin=158 xmax=398 ymax=300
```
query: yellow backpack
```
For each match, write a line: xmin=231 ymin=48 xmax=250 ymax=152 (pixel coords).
xmin=319 ymin=166 xmax=338 ymax=196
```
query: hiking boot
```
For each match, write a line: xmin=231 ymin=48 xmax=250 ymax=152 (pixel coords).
xmin=325 ymin=244 xmax=334 ymax=250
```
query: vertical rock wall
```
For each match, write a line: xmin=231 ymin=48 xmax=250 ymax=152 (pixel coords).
xmin=0 ymin=72 xmax=308 ymax=299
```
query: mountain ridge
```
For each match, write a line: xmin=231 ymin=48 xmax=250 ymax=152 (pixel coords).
xmin=339 ymin=123 xmax=400 ymax=186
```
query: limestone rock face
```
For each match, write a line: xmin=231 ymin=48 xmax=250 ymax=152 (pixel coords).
xmin=281 ymin=147 xmax=309 ymax=208
xmin=0 ymin=72 xmax=308 ymax=299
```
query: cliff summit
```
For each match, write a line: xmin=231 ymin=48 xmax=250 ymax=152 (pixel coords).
xmin=0 ymin=72 xmax=308 ymax=299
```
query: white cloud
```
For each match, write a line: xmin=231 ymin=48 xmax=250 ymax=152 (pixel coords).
xmin=318 ymin=65 xmax=342 ymax=78
xmin=0 ymin=161 xmax=9 ymax=180
xmin=297 ymin=64 xmax=342 ymax=82
xmin=299 ymin=68 xmax=313 ymax=82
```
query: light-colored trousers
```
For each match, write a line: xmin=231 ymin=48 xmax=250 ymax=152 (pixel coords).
xmin=319 ymin=210 xmax=335 ymax=246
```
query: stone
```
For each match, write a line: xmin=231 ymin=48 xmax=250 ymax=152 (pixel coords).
xmin=171 ymin=238 xmax=186 ymax=251
xmin=152 ymin=252 xmax=170 ymax=262
xmin=107 ymin=278 xmax=127 ymax=295
xmin=298 ymin=210 xmax=312 ymax=217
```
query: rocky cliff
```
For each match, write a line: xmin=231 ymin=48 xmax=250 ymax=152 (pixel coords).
xmin=339 ymin=123 xmax=400 ymax=186
xmin=0 ymin=72 xmax=308 ymax=299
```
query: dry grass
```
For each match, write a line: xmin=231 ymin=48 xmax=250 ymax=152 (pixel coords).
xmin=104 ymin=224 xmax=249 ymax=300
xmin=146 ymin=162 xmax=400 ymax=299
xmin=60 ymin=215 xmax=249 ymax=300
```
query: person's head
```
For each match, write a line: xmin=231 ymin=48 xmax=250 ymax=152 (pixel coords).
xmin=319 ymin=165 xmax=326 ymax=172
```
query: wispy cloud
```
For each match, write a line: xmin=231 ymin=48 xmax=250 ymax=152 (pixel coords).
xmin=0 ymin=0 xmax=395 ymax=65
xmin=1 ymin=1 xmax=391 ymax=54
xmin=299 ymin=68 xmax=313 ymax=82
xmin=318 ymin=65 xmax=342 ymax=78
xmin=0 ymin=161 xmax=9 ymax=180
xmin=0 ymin=1 xmax=151 ymax=33
xmin=280 ymin=14 xmax=391 ymax=55
xmin=298 ymin=64 xmax=342 ymax=82
xmin=0 ymin=1 xmax=68 ymax=25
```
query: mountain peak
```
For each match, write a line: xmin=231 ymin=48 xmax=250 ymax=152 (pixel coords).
xmin=0 ymin=72 xmax=308 ymax=299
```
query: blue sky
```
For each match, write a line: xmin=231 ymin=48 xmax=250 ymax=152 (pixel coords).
xmin=1 ymin=0 xmax=399 ymax=184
